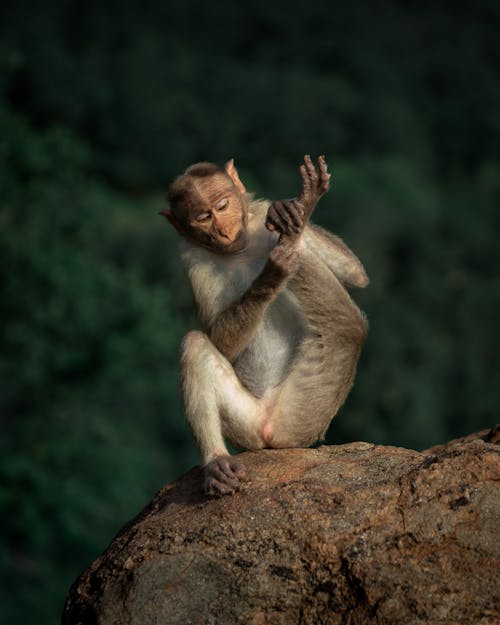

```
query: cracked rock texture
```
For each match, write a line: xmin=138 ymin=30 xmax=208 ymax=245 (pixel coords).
xmin=63 ymin=427 xmax=499 ymax=625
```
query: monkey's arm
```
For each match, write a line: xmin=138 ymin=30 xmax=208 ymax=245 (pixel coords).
xmin=266 ymin=155 xmax=330 ymax=236
xmin=206 ymin=243 xmax=297 ymax=362
xmin=303 ymin=224 xmax=369 ymax=288
xmin=266 ymin=155 xmax=367 ymax=288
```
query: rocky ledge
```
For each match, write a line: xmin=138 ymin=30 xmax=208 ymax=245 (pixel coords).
xmin=63 ymin=427 xmax=499 ymax=625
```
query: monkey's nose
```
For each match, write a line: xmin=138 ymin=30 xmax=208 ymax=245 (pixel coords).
xmin=216 ymin=227 xmax=231 ymax=240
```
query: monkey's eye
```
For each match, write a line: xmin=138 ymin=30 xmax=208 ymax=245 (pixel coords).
xmin=215 ymin=198 xmax=228 ymax=211
xmin=195 ymin=212 xmax=211 ymax=222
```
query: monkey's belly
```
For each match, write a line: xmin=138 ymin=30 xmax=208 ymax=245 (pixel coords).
xmin=233 ymin=292 xmax=306 ymax=398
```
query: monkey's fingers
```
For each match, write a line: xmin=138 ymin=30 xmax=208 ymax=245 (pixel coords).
xmin=274 ymin=200 xmax=295 ymax=235
xmin=283 ymin=199 xmax=304 ymax=231
xmin=266 ymin=207 xmax=285 ymax=234
xmin=266 ymin=202 xmax=279 ymax=232
xmin=267 ymin=201 xmax=297 ymax=236
xmin=317 ymin=155 xmax=331 ymax=195
xmin=303 ymin=154 xmax=318 ymax=186
xmin=277 ymin=199 xmax=304 ymax=234
xmin=289 ymin=200 xmax=306 ymax=233
xmin=298 ymin=166 xmax=311 ymax=217
xmin=299 ymin=157 xmax=318 ymax=220
xmin=299 ymin=163 xmax=312 ymax=195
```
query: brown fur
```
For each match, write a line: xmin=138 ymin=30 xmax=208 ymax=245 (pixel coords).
xmin=167 ymin=162 xmax=225 ymax=221
xmin=165 ymin=157 xmax=368 ymax=496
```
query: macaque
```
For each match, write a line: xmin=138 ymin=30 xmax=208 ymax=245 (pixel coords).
xmin=160 ymin=156 xmax=368 ymax=496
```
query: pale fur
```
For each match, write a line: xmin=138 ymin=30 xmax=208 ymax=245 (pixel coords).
xmin=179 ymin=197 xmax=368 ymax=464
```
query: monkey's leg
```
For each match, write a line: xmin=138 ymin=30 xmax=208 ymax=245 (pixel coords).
xmin=304 ymin=225 xmax=369 ymax=288
xmin=266 ymin=247 xmax=368 ymax=448
xmin=180 ymin=330 xmax=266 ymax=495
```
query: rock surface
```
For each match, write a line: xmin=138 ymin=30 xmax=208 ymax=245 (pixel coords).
xmin=63 ymin=428 xmax=500 ymax=625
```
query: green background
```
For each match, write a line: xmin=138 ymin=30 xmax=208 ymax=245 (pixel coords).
xmin=1 ymin=1 xmax=499 ymax=622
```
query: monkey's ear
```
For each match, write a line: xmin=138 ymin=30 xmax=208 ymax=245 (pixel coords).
xmin=158 ymin=208 xmax=184 ymax=234
xmin=225 ymin=158 xmax=246 ymax=194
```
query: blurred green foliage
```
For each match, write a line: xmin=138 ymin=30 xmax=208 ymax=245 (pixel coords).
xmin=0 ymin=1 xmax=499 ymax=623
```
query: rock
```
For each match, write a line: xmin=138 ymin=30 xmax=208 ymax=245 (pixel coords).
xmin=63 ymin=428 xmax=500 ymax=625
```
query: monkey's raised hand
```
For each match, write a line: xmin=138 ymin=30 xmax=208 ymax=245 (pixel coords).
xmin=298 ymin=154 xmax=331 ymax=221
xmin=204 ymin=455 xmax=248 ymax=497
xmin=265 ymin=156 xmax=330 ymax=236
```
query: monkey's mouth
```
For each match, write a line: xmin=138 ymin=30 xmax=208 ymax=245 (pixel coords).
xmin=222 ymin=229 xmax=246 ymax=253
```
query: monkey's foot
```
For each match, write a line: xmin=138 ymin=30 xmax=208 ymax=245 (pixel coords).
xmin=204 ymin=455 xmax=247 ymax=497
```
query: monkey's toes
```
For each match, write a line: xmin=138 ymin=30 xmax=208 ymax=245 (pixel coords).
xmin=228 ymin=458 xmax=248 ymax=481
xmin=203 ymin=456 xmax=247 ymax=497
xmin=204 ymin=476 xmax=238 ymax=497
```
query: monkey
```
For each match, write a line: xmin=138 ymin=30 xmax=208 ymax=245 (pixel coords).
xmin=160 ymin=155 xmax=368 ymax=496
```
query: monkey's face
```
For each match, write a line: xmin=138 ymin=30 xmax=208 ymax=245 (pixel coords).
xmin=182 ymin=173 xmax=248 ymax=254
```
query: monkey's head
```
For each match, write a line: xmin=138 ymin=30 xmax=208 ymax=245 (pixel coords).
xmin=161 ymin=160 xmax=249 ymax=254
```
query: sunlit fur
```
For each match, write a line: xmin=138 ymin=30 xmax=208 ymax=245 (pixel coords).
xmin=179 ymin=196 xmax=368 ymax=461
